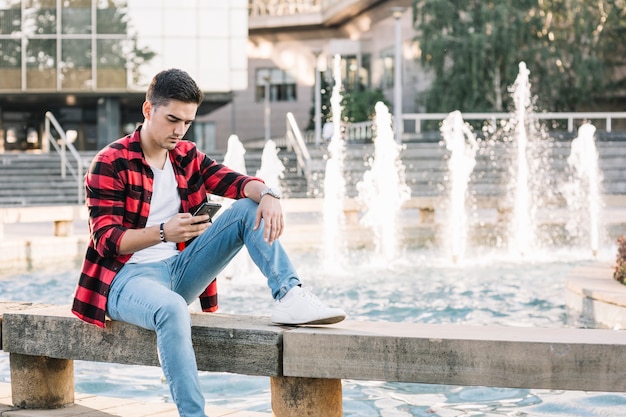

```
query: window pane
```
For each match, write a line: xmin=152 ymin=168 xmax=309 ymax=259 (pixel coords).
xmin=23 ymin=1 xmax=57 ymax=35
xmin=0 ymin=38 xmax=21 ymax=89
xmin=97 ymin=0 xmax=129 ymax=34
xmin=256 ymin=67 xmax=297 ymax=102
xmin=61 ymin=39 xmax=92 ymax=89
xmin=0 ymin=38 xmax=20 ymax=68
xmin=382 ymin=50 xmax=394 ymax=89
xmin=256 ymin=68 xmax=270 ymax=84
xmin=0 ymin=5 xmax=20 ymax=35
xmin=26 ymin=39 xmax=56 ymax=69
xmin=26 ymin=39 xmax=56 ymax=89
xmin=62 ymin=0 xmax=92 ymax=34
xmin=96 ymin=38 xmax=127 ymax=88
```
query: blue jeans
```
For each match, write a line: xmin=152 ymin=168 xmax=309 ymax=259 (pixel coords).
xmin=106 ymin=198 xmax=300 ymax=417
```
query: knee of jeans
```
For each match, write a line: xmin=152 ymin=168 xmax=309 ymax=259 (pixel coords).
xmin=153 ymin=295 xmax=191 ymax=329
xmin=230 ymin=198 xmax=259 ymax=225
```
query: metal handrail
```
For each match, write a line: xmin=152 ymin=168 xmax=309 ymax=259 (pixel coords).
xmin=342 ymin=111 xmax=626 ymax=142
xmin=404 ymin=111 xmax=626 ymax=134
xmin=285 ymin=112 xmax=312 ymax=188
xmin=44 ymin=111 xmax=84 ymax=204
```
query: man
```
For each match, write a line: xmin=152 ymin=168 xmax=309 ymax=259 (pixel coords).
xmin=72 ymin=68 xmax=345 ymax=417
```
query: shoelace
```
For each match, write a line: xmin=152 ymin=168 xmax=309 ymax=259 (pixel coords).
xmin=297 ymin=287 xmax=326 ymax=308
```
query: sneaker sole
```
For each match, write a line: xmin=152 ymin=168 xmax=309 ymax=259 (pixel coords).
xmin=272 ymin=315 xmax=346 ymax=326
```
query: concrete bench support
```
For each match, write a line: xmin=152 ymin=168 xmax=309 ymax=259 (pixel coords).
xmin=53 ymin=220 xmax=73 ymax=237
xmin=270 ymin=376 xmax=342 ymax=417
xmin=10 ymin=353 xmax=74 ymax=409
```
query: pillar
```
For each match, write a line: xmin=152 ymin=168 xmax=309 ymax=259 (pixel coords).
xmin=10 ymin=353 xmax=74 ymax=409
xmin=270 ymin=376 xmax=342 ymax=417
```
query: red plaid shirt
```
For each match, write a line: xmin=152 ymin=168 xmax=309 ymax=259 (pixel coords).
xmin=72 ymin=128 xmax=260 ymax=328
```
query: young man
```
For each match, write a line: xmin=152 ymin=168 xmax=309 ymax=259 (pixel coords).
xmin=71 ymin=68 xmax=345 ymax=417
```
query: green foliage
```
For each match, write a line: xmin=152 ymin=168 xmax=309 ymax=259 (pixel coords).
xmin=306 ymin=70 xmax=333 ymax=130
xmin=614 ymin=236 xmax=626 ymax=285
xmin=308 ymin=75 xmax=389 ymax=130
xmin=413 ymin=0 xmax=626 ymax=113
xmin=341 ymin=88 xmax=390 ymax=123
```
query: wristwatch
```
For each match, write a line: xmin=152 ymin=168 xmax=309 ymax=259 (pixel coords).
xmin=260 ymin=187 xmax=282 ymax=199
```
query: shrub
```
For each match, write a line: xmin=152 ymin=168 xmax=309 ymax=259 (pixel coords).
xmin=614 ymin=236 xmax=626 ymax=284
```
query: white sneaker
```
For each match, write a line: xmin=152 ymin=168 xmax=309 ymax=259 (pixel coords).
xmin=271 ymin=286 xmax=346 ymax=325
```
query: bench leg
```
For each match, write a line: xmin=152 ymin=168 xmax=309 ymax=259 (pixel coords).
xmin=53 ymin=220 xmax=73 ymax=237
xmin=270 ymin=376 xmax=342 ymax=417
xmin=10 ymin=353 xmax=74 ymax=409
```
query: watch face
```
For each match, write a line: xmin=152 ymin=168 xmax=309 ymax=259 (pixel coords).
xmin=262 ymin=188 xmax=281 ymax=199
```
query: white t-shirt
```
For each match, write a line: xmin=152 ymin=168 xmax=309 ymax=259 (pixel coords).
xmin=128 ymin=155 xmax=181 ymax=263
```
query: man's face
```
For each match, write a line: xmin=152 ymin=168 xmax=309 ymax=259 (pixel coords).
xmin=143 ymin=99 xmax=198 ymax=151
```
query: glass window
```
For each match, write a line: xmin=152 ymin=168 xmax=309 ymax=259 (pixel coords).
xmin=381 ymin=48 xmax=394 ymax=89
xmin=26 ymin=39 xmax=56 ymax=69
xmin=96 ymin=38 xmax=127 ymax=88
xmin=61 ymin=38 xmax=92 ymax=89
xmin=26 ymin=39 xmax=56 ymax=89
xmin=62 ymin=0 xmax=92 ymax=34
xmin=0 ymin=38 xmax=21 ymax=89
xmin=0 ymin=38 xmax=20 ymax=68
xmin=255 ymin=68 xmax=297 ymax=102
xmin=23 ymin=0 xmax=57 ymax=35
xmin=97 ymin=0 xmax=129 ymax=34
xmin=0 ymin=5 xmax=21 ymax=35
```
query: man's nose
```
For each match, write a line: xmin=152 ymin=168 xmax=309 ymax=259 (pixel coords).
xmin=173 ymin=121 xmax=187 ymax=136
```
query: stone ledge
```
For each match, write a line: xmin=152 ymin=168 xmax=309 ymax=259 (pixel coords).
xmin=566 ymin=262 xmax=626 ymax=329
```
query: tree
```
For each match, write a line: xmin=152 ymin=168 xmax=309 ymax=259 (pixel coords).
xmin=341 ymin=87 xmax=390 ymax=123
xmin=413 ymin=0 xmax=626 ymax=113
xmin=308 ymin=74 xmax=391 ymax=133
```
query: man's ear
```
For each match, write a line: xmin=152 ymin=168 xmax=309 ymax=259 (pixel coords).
xmin=142 ymin=101 xmax=152 ymax=120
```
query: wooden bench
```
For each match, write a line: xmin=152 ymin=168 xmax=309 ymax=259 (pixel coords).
xmin=2 ymin=302 xmax=626 ymax=416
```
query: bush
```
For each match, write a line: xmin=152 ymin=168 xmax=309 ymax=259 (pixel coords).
xmin=614 ymin=236 xmax=626 ymax=284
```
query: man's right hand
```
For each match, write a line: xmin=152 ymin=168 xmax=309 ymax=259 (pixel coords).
xmin=119 ymin=213 xmax=210 ymax=255
xmin=164 ymin=213 xmax=211 ymax=243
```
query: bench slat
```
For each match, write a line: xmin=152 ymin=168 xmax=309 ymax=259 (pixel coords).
xmin=2 ymin=305 xmax=284 ymax=377
xmin=283 ymin=321 xmax=626 ymax=392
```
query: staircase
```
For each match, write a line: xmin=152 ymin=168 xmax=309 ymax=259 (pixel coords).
xmin=3 ymin=131 xmax=626 ymax=208
xmin=270 ymin=131 xmax=626 ymax=202
xmin=0 ymin=152 xmax=92 ymax=207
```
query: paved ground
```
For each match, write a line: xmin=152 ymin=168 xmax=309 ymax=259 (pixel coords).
xmin=0 ymin=383 xmax=270 ymax=416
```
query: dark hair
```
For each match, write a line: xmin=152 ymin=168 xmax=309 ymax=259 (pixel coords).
xmin=146 ymin=68 xmax=204 ymax=107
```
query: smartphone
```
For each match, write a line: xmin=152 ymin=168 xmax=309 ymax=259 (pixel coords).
xmin=192 ymin=201 xmax=222 ymax=223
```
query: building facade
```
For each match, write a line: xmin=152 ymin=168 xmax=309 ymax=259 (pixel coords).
xmin=0 ymin=0 xmax=425 ymax=154
xmin=204 ymin=0 xmax=425 ymax=149
xmin=0 ymin=0 xmax=247 ymax=152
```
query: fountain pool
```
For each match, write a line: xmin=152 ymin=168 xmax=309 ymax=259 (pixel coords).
xmin=0 ymin=245 xmax=624 ymax=417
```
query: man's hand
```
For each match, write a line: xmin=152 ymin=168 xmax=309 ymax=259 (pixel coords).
xmin=164 ymin=213 xmax=211 ymax=243
xmin=254 ymin=195 xmax=284 ymax=245
xmin=119 ymin=213 xmax=210 ymax=255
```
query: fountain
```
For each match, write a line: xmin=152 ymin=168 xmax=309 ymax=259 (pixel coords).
xmin=357 ymin=102 xmax=411 ymax=261
xmin=255 ymin=139 xmax=285 ymax=191
xmin=440 ymin=110 xmax=478 ymax=263
xmin=223 ymin=134 xmax=247 ymax=175
xmin=322 ymin=54 xmax=347 ymax=268
xmin=219 ymin=136 xmax=286 ymax=282
xmin=507 ymin=62 xmax=535 ymax=257
xmin=481 ymin=61 xmax=564 ymax=258
xmin=564 ymin=123 xmax=604 ymax=256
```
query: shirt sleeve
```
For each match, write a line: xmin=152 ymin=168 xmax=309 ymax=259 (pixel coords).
xmin=199 ymin=154 xmax=264 ymax=199
xmin=86 ymin=153 xmax=130 ymax=258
